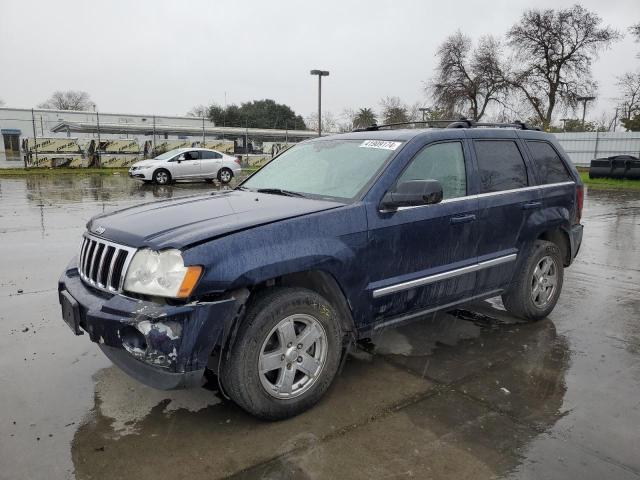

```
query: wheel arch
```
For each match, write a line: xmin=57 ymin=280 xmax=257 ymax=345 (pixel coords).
xmin=537 ymin=227 xmax=571 ymax=266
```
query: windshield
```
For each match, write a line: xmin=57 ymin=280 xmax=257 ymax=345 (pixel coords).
xmin=242 ymin=139 xmax=402 ymax=200
xmin=153 ymin=150 xmax=180 ymax=161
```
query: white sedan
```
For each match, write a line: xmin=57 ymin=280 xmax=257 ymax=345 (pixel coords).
xmin=128 ymin=148 xmax=242 ymax=185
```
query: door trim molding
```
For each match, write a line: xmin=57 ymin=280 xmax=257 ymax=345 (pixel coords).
xmin=373 ymin=288 xmax=504 ymax=330
xmin=371 ymin=253 xmax=517 ymax=298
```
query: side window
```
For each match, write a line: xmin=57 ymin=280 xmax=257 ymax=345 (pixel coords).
xmin=474 ymin=140 xmax=528 ymax=193
xmin=201 ymin=151 xmax=222 ymax=160
xmin=184 ymin=151 xmax=200 ymax=160
xmin=397 ymin=142 xmax=466 ymax=200
xmin=526 ymin=141 xmax=572 ymax=184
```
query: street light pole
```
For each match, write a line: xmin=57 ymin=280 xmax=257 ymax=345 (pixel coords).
xmin=310 ymin=69 xmax=330 ymax=137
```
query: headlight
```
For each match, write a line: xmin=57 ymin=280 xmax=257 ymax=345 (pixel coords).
xmin=123 ymin=249 xmax=202 ymax=298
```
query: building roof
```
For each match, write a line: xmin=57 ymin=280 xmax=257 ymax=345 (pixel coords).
xmin=50 ymin=120 xmax=317 ymax=140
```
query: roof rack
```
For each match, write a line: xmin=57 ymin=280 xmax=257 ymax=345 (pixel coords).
xmin=352 ymin=118 xmax=541 ymax=132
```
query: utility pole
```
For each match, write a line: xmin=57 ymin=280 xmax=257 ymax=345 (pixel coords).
xmin=310 ymin=70 xmax=330 ymax=136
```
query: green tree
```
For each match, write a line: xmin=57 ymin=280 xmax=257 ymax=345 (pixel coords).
xmin=622 ymin=114 xmax=640 ymax=131
xmin=204 ymin=99 xmax=306 ymax=130
xmin=380 ymin=97 xmax=409 ymax=124
xmin=353 ymin=108 xmax=377 ymax=128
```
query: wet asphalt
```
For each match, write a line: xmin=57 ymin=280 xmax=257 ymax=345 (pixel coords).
xmin=0 ymin=173 xmax=639 ymax=480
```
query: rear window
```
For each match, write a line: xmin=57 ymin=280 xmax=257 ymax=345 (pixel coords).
xmin=474 ymin=140 xmax=528 ymax=193
xmin=526 ymin=141 xmax=573 ymax=184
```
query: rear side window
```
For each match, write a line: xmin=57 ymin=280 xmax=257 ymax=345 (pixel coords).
xmin=397 ymin=141 xmax=466 ymax=199
xmin=202 ymin=151 xmax=222 ymax=160
xmin=526 ymin=141 xmax=572 ymax=184
xmin=474 ymin=140 xmax=528 ymax=193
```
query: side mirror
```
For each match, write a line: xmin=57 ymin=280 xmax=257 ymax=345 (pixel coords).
xmin=380 ymin=179 xmax=443 ymax=211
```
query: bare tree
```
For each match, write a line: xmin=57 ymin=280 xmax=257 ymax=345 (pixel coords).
xmin=507 ymin=5 xmax=621 ymax=129
xmin=305 ymin=111 xmax=337 ymax=133
xmin=616 ymin=72 xmax=640 ymax=121
xmin=631 ymin=22 xmax=640 ymax=58
xmin=187 ymin=104 xmax=209 ymax=117
xmin=430 ymin=32 xmax=509 ymax=121
xmin=38 ymin=90 xmax=94 ymax=110
xmin=380 ymin=96 xmax=409 ymax=124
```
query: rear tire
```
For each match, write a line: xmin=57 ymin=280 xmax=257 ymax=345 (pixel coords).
xmin=502 ymin=240 xmax=564 ymax=321
xmin=220 ymin=287 xmax=343 ymax=420
xmin=218 ymin=168 xmax=233 ymax=184
xmin=153 ymin=169 xmax=171 ymax=185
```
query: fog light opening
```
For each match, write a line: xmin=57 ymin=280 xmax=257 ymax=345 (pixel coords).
xmin=120 ymin=326 xmax=147 ymax=354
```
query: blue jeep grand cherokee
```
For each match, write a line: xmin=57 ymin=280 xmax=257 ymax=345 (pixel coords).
xmin=59 ymin=121 xmax=584 ymax=419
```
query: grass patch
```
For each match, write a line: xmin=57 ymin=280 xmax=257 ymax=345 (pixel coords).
xmin=0 ymin=167 xmax=129 ymax=176
xmin=579 ymin=171 xmax=640 ymax=190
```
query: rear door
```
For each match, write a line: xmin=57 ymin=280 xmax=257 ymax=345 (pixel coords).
xmin=200 ymin=150 xmax=223 ymax=177
xmin=366 ymin=139 xmax=479 ymax=321
xmin=471 ymin=137 xmax=540 ymax=294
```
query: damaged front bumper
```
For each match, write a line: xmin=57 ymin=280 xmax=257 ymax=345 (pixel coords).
xmin=58 ymin=258 xmax=243 ymax=390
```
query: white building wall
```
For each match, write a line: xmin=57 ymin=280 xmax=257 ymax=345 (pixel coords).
xmin=0 ymin=107 xmax=208 ymax=157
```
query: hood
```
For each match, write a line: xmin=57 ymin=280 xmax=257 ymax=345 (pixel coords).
xmin=87 ymin=190 xmax=342 ymax=249
xmin=131 ymin=159 xmax=163 ymax=168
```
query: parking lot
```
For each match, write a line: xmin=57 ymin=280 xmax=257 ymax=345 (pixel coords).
xmin=0 ymin=173 xmax=639 ymax=480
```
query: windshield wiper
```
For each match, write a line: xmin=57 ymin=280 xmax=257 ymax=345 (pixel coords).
xmin=256 ymin=188 xmax=307 ymax=198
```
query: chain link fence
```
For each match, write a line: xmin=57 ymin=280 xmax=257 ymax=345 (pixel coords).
xmin=0 ymin=108 xmax=311 ymax=168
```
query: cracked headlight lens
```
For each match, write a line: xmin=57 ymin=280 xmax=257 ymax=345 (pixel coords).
xmin=123 ymin=249 xmax=202 ymax=298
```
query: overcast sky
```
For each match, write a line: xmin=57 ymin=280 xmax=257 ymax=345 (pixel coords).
xmin=1 ymin=0 xmax=638 ymax=123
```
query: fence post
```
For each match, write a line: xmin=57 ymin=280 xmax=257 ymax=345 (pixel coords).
xmin=30 ymin=108 xmax=38 ymax=168
xmin=594 ymin=130 xmax=600 ymax=160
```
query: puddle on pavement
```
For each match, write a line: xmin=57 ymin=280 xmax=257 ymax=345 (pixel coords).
xmin=2 ymin=175 xmax=640 ymax=479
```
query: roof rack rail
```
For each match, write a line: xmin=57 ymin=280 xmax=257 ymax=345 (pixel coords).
xmin=352 ymin=117 xmax=542 ymax=132
xmin=352 ymin=119 xmax=462 ymax=132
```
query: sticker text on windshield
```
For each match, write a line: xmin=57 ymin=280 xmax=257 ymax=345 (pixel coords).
xmin=359 ymin=140 xmax=402 ymax=151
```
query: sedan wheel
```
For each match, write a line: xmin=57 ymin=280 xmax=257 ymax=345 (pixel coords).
xmin=218 ymin=168 xmax=233 ymax=184
xmin=153 ymin=169 xmax=170 ymax=185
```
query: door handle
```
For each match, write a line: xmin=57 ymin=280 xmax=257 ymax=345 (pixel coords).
xmin=522 ymin=201 xmax=542 ymax=210
xmin=450 ymin=214 xmax=476 ymax=225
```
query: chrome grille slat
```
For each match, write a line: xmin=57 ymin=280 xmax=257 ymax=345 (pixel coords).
xmin=78 ymin=237 xmax=88 ymax=274
xmin=78 ymin=234 xmax=137 ymax=294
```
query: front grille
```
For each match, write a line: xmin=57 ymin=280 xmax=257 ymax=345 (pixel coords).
xmin=78 ymin=234 xmax=137 ymax=293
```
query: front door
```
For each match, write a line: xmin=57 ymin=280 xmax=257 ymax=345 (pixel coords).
xmin=174 ymin=150 xmax=201 ymax=178
xmin=365 ymin=140 xmax=479 ymax=323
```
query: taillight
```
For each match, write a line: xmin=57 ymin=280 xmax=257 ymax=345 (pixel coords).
xmin=234 ymin=158 xmax=241 ymax=165
xmin=576 ymin=185 xmax=584 ymax=223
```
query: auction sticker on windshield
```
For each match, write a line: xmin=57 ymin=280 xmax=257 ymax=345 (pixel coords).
xmin=359 ymin=140 xmax=402 ymax=150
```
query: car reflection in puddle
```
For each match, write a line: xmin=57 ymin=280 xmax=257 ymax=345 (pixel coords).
xmin=70 ymin=298 xmax=570 ymax=480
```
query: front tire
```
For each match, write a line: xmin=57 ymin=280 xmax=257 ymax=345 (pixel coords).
xmin=218 ymin=167 xmax=233 ymax=184
xmin=221 ymin=287 xmax=343 ymax=420
xmin=502 ymin=240 xmax=564 ymax=321
xmin=153 ymin=169 xmax=171 ymax=185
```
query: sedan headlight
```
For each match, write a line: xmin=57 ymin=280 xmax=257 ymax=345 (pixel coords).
xmin=123 ymin=249 xmax=202 ymax=298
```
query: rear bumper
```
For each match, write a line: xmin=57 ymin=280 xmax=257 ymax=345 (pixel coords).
xmin=58 ymin=258 xmax=243 ymax=390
